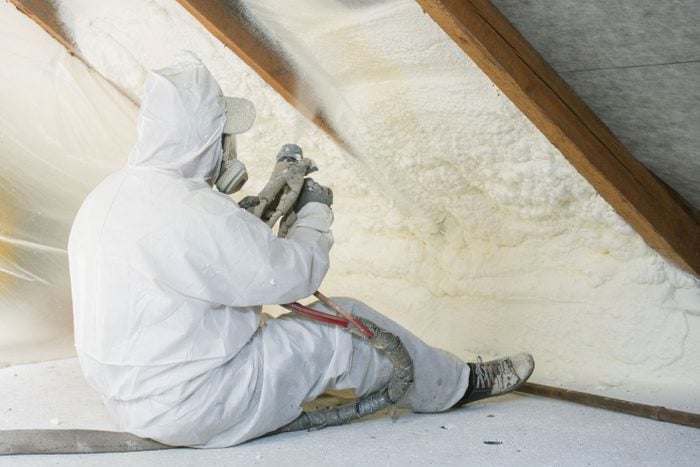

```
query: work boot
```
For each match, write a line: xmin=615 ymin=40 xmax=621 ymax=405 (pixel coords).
xmin=455 ymin=353 xmax=535 ymax=406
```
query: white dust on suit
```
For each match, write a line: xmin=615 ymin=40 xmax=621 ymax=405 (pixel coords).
xmin=68 ymin=59 xmax=470 ymax=447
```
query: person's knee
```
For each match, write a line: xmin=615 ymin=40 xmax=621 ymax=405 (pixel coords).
xmin=307 ymin=296 xmax=388 ymax=328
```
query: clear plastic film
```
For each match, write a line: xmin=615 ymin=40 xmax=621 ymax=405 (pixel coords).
xmin=0 ymin=3 xmax=137 ymax=364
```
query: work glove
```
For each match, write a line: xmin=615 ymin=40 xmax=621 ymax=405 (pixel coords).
xmin=238 ymin=195 xmax=260 ymax=210
xmin=294 ymin=178 xmax=333 ymax=212
xmin=247 ymin=145 xmax=317 ymax=225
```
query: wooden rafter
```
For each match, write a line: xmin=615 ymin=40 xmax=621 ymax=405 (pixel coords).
xmin=415 ymin=0 xmax=699 ymax=275
xmin=176 ymin=0 xmax=351 ymax=154
xmin=8 ymin=0 xmax=139 ymax=106
xmin=9 ymin=0 xmax=77 ymax=55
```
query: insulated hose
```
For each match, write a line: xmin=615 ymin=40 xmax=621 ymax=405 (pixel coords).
xmin=0 ymin=429 xmax=171 ymax=455
xmin=272 ymin=316 xmax=414 ymax=433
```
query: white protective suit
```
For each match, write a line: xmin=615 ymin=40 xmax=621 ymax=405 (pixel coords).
xmin=68 ymin=58 xmax=469 ymax=447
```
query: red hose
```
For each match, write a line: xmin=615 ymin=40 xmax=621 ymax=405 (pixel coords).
xmin=313 ymin=291 xmax=374 ymax=338
xmin=283 ymin=302 xmax=350 ymax=327
xmin=283 ymin=294 xmax=375 ymax=338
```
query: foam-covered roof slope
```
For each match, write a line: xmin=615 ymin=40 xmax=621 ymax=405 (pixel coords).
xmin=492 ymin=0 xmax=700 ymax=209
xmin=2 ymin=0 xmax=699 ymax=409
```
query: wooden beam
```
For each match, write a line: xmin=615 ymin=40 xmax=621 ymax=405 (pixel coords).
xmin=8 ymin=0 xmax=77 ymax=55
xmin=416 ymin=0 xmax=700 ymax=275
xmin=519 ymin=383 xmax=700 ymax=429
xmin=8 ymin=0 xmax=139 ymax=107
xmin=176 ymin=0 xmax=351 ymax=154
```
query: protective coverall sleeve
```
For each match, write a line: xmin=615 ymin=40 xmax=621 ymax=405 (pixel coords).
xmin=135 ymin=195 xmax=333 ymax=308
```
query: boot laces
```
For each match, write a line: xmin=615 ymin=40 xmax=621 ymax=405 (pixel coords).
xmin=473 ymin=356 xmax=519 ymax=390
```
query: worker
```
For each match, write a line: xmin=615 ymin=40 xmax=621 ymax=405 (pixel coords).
xmin=68 ymin=55 xmax=534 ymax=448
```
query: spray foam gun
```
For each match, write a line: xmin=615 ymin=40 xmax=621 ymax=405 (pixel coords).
xmin=238 ymin=143 xmax=375 ymax=338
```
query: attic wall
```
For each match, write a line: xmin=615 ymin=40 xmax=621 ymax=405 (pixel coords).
xmin=0 ymin=1 xmax=136 ymax=363
xmin=1 ymin=0 xmax=698 ymax=411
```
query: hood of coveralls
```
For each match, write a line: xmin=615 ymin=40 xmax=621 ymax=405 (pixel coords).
xmin=127 ymin=57 xmax=225 ymax=182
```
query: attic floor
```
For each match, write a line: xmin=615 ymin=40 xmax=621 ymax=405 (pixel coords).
xmin=1 ymin=358 xmax=698 ymax=466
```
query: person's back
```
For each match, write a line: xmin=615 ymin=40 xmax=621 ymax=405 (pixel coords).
xmin=69 ymin=165 xmax=262 ymax=400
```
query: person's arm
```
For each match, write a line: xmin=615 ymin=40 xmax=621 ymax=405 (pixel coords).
xmin=227 ymin=201 xmax=334 ymax=306
xmin=136 ymin=198 xmax=333 ymax=307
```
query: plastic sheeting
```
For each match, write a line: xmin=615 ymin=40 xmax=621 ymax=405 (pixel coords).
xmin=0 ymin=2 xmax=137 ymax=364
